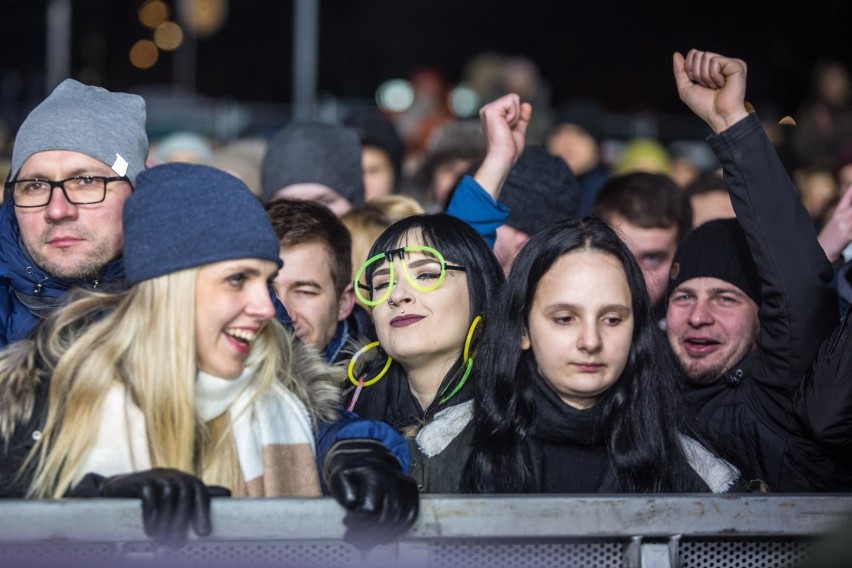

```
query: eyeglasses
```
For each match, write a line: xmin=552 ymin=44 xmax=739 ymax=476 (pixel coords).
xmin=6 ymin=175 xmax=130 ymax=208
xmin=354 ymin=245 xmax=465 ymax=307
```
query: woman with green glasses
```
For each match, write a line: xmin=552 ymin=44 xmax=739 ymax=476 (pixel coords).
xmin=347 ymin=213 xmax=504 ymax=492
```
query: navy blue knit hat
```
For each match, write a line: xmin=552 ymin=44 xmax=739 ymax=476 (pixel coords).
xmin=123 ymin=163 xmax=282 ymax=285
xmin=499 ymin=146 xmax=581 ymax=236
xmin=666 ymin=218 xmax=761 ymax=305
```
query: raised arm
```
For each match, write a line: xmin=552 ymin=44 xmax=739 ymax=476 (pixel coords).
xmin=674 ymin=49 xmax=837 ymax=392
xmin=673 ymin=50 xmax=749 ymax=135
xmin=445 ymin=94 xmax=531 ymax=247
xmin=472 ymin=93 xmax=532 ymax=199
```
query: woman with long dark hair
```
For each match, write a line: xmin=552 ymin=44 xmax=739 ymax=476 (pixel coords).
xmin=348 ymin=213 xmax=504 ymax=491
xmin=467 ymin=217 xmax=749 ymax=493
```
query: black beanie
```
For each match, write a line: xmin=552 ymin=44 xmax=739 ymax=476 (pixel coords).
xmin=666 ymin=218 xmax=761 ymax=305
xmin=499 ymin=146 xmax=580 ymax=236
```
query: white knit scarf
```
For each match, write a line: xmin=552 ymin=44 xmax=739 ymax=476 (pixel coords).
xmin=74 ymin=368 xmax=322 ymax=497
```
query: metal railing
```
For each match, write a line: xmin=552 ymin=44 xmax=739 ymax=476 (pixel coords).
xmin=2 ymin=495 xmax=850 ymax=568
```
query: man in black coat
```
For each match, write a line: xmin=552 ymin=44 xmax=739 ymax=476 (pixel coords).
xmin=666 ymin=49 xmax=845 ymax=491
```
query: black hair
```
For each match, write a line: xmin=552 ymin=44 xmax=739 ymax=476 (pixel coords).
xmin=365 ymin=214 xmax=503 ymax=322
xmin=467 ymin=217 xmax=733 ymax=493
xmin=357 ymin=214 xmax=504 ymax=412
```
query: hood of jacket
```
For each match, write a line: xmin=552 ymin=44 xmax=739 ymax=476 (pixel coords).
xmin=0 ymin=198 xmax=125 ymax=299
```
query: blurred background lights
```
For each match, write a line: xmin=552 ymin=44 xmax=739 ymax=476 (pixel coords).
xmin=154 ymin=21 xmax=184 ymax=51
xmin=129 ymin=39 xmax=159 ymax=69
xmin=138 ymin=0 xmax=170 ymax=29
xmin=449 ymin=84 xmax=479 ymax=118
xmin=178 ymin=0 xmax=229 ymax=38
xmin=376 ymin=79 xmax=414 ymax=113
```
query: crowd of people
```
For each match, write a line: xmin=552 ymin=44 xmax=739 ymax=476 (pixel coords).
xmin=1 ymin=48 xmax=851 ymax=547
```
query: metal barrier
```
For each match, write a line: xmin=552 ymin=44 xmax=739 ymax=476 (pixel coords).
xmin=2 ymin=495 xmax=851 ymax=568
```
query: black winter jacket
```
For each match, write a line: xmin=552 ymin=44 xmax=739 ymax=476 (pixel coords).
xmin=684 ymin=114 xmax=844 ymax=491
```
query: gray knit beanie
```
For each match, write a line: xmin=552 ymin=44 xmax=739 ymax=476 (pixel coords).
xmin=10 ymin=79 xmax=148 ymax=185
xmin=261 ymin=121 xmax=364 ymax=206
xmin=666 ymin=218 xmax=761 ymax=305
xmin=123 ymin=163 xmax=281 ymax=285
xmin=499 ymin=146 xmax=581 ymax=236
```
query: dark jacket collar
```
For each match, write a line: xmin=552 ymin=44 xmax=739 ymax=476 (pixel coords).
xmin=0 ymin=198 xmax=125 ymax=300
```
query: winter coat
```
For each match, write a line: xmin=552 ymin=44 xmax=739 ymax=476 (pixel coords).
xmin=794 ymin=305 xmax=852 ymax=486
xmin=0 ymin=337 xmax=408 ymax=498
xmin=407 ymin=373 xmax=743 ymax=494
xmin=0 ymin=199 xmax=125 ymax=348
xmin=445 ymin=175 xmax=509 ymax=249
xmin=684 ymin=113 xmax=844 ymax=491
xmin=348 ymin=361 xmax=474 ymax=493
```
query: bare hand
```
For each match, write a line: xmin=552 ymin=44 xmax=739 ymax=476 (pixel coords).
xmin=474 ymin=93 xmax=533 ymax=200
xmin=673 ymin=50 xmax=749 ymax=134
xmin=818 ymin=185 xmax=852 ymax=262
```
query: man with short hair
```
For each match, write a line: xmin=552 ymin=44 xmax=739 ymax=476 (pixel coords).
xmin=683 ymin=173 xmax=735 ymax=228
xmin=0 ymin=79 xmax=148 ymax=346
xmin=261 ymin=122 xmax=364 ymax=217
xmin=266 ymin=199 xmax=369 ymax=364
xmin=593 ymin=172 xmax=691 ymax=312
xmin=668 ymin=49 xmax=844 ymax=491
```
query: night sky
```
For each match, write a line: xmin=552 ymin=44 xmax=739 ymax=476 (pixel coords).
xmin=2 ymin=1 xmax=852 ymax=123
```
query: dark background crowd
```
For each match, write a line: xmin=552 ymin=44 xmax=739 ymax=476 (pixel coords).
xmin=0 ymin=2 xmax=851 ymax=128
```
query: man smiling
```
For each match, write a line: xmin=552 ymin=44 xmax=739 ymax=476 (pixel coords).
xmin=0 ymin=79 xmax=148 ymax=346
xmin=266 ymin=199 xmax=370 ymax=364
xmin=666 ymin=219 xmax=761 ymax=385
xmin=668 ymin=49 xmax=844 ymax=491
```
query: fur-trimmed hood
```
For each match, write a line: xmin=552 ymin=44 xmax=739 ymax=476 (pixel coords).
xmin=0 ymin=339 xmax=46 ymax=446
xmin=282 ymin=338 xmax=345 ymax=425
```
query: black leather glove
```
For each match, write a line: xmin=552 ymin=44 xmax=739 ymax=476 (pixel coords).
xmin=69 ymin=468 xmax=230 ymax=547
xmin=323 ymin=439 xmax=419 ymax=548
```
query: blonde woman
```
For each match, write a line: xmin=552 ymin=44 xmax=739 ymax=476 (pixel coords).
xmin=0 ymin=163 xmax=417 ymax=545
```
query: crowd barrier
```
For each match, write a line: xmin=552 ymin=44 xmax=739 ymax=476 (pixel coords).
xmin=2 ymin=494 xmax=851 ymax=568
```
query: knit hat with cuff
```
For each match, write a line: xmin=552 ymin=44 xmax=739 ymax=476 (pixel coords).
xmin=123 ymin=163 xmax=281 ymax=285
xmin=10 ymin=79 xmax=148 ymax=185
xmin=666 ymin=218 xmax=761 ymax=305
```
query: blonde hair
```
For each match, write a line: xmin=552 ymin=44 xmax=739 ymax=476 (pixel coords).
xmin=341 ymin=195 xmax=425 ymax=287
xmin=0 ymin=267 xmax=331 ymax=498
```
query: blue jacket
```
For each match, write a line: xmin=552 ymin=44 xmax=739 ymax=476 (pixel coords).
xmin=0 ymin=199 xmax=125 ymax=347
xmin=445 ymin=175 xmax=509 ymax=249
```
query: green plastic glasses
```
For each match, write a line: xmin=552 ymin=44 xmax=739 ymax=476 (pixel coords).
xmin=354 ymin=245 xmax=465 ymax=307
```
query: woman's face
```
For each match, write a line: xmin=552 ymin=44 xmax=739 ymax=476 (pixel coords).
xmin=195 ymin=258 xmax=278 ymax=379
xmin=522 ymin=249 xmax=634 ymax=409
xmin=368 ymin=233 xmax=472 ymax=371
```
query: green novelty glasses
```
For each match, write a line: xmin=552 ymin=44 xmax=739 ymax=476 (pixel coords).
xmin=354 ymin=245 xmax=465 ymax=307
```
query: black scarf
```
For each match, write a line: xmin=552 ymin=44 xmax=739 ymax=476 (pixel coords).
xmin=528 ymin=367 xmax=615 ymax=493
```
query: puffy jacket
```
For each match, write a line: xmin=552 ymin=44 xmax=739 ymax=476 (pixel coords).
xmin=0 ymin=199 xmax=124 ymax=347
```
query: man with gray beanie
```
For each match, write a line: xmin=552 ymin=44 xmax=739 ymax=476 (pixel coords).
xmin=261 ymin=122 xmax=364 ymax=217
xmin=0 ymin=79 xmax=148 ymax=347
xmin=668 ymin=49 xmax=846 ymax=491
